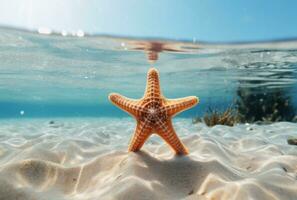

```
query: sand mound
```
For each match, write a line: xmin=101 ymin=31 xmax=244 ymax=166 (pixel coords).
xmin=0 ymin=118 xmax=296 ymax=200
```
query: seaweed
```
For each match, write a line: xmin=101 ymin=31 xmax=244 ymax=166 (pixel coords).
xmin=236 ymin=87 xmax=296 ymax=123
xmin=193 ymin=105 xmax=238 ymax=127
xmin=235 ymin=62 xmax=297 ymax=123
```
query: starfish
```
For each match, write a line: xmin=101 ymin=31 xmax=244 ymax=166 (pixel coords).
xmin=108 ymin=68 xmax=199 ymax=155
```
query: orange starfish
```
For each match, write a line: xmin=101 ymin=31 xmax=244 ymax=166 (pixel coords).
xmin=108 ymin=68 xmax=199 ymax=155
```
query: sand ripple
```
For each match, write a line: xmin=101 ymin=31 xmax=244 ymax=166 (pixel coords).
xmin=0 ymin=118 xmax=296 ymax=200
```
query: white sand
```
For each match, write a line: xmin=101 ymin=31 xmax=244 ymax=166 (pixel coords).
xmin=0 ymin=118 xmax=296 ymax=200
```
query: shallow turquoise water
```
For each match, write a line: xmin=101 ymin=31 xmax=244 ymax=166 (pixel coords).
xmin=0 ymin=27 xmax=297 ymax=120
xmin=0 ymin=27 xmax=297 ymax=199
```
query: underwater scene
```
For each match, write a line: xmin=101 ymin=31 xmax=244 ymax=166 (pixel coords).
xmin=0 ymin=27 xmax=297 ymax=200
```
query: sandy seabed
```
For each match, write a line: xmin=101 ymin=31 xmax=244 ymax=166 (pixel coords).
xmin=0 ymin=118 xmax=296 ymax=200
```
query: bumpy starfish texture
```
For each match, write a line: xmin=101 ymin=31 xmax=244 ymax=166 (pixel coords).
xmin=109 ymin=68 xmax=199 ymax=155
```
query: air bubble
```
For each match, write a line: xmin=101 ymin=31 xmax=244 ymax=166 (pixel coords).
xmin=38 ymin=27 xmax=52 ymax=35
xmin=77 ymin=30 xmax=85 ymax=37
xmin=61 ymin=30 xmax=68 ymax=36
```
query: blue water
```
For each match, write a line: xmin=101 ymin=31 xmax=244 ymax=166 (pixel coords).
xmin=0 ymin=27 xmax=297 ymax=120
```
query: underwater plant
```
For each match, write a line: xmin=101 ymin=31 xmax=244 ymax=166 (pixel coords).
xmin=235 ymin=62 xmax=296 ymax=123
xmin=236 ymin=87 xmax=296 ymax=123
xmin=193 ymin=105 xmax=238 ymax=127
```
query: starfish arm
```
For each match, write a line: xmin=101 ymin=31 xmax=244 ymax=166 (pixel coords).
xmin=128 ymin=120 xmax=152 ymax=152
xmin=165 ymin=96 xmax=199 ymax=116
xmin=155 ymin=119 xmax=189 ymax=155
xmin=108 ymin=93 xmax=144 ymax=117
xmin=144 ymin=68 xmax=162 ymax=98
